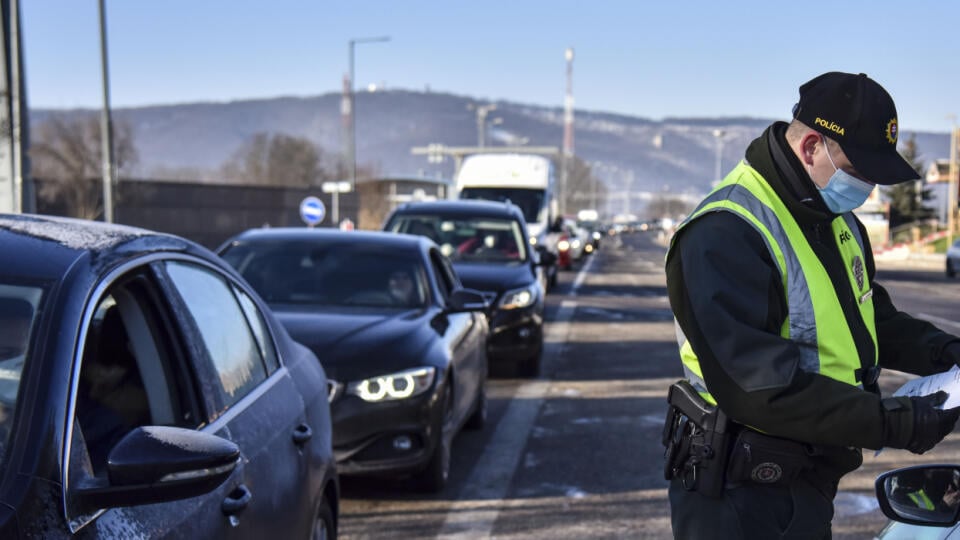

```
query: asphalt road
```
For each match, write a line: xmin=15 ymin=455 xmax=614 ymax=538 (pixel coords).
xmin=337 ymin=231 xmax=960 ymax=540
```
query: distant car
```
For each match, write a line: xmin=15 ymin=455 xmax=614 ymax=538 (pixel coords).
xmin=875 ymin=464 xmax=960 ymax=538
xmin=0 ymin=214 xmax=338 ymax=538
xmin=219 ymin=229 xmax=489 ymax=492
xmin=946 ymin=240 xmax=960 ymax=278
xmin=383 ymin=200 xmax=554 ymax=377
xmin=577 ymin=220 xmax=602 ymax=255
xmin=555 ymin=217 xmax=588 ymax=269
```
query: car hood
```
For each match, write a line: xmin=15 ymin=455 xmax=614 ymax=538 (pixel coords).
xmin=452 ymin=262 xmax=535 ymax=294
xmin=274 ymin=308 xmax=433 ymax=383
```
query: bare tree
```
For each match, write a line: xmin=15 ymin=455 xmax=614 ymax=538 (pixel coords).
xmin=647 ymin=194 xmax=694 ymax=221
xmin=221 ymin=132 xmax=327 ymax=186
xmin=30 ymin=114 xmax=137 ymax=219
xmin=558 ymin=156 xmax=607 ymax=215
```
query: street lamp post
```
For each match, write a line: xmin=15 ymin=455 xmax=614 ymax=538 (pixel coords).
xmin=561 ymin=47 xmax=575 ymax=216
xmin=469 ymin=103 xmax=497 ymax=148
xmin=98 ymin=0 xmax=115 ymax=222
xmin=347 ymin=36 xmax=390 ymax=192
xmin=948 ymin=121 xmax=958 ymax=246
xmin=712 ymin=129 xmax=725 ymax=185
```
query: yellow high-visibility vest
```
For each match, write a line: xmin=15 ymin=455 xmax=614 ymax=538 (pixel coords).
xmin=668 ymin=161 xmax=877 ymax=405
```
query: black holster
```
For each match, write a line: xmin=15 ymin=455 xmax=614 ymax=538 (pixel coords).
xmin=662 ymin=380 xmax=733 ymax=498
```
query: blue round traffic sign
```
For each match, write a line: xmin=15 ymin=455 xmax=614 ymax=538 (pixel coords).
xmin=300 ymin=196 xmax=326 ymax=226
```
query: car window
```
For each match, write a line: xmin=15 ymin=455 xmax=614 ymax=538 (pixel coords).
xmin=459 ymin=187 xmax=543 ymax=224
xmin=0 ymin=284 xmax=43 ymax=465
xmin=222 ymin=241 xmax=428 ymax=309
xmin=72 ymin=273 xmax=199 ymax=480
xmin=391 ymin=215 xmax=527 ymax=263
xmin=164 ymin=262 xmax=267 ymax=407
xmin=234 ymin=285 xmax=280 ymax=373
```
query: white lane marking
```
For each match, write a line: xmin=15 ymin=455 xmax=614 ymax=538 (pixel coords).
xmin=436 ymin=300 xmax=577 ymax=539
xmin=570 ymin=254 xmax=596 ymax=295
xmin=917 ymin=312 xmax=960 ymax=330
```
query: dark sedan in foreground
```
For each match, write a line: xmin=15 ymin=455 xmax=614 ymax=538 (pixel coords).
xmin=383 ymin=200 xmax=553 ymax=377
xmin=219 ymin=229 xmax=489 ymax=491
xmin=0 ymin=214 xmax=338 ymax=538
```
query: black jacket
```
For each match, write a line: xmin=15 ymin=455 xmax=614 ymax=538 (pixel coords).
xmin=665 ymin=122 xmax=959 ymax=476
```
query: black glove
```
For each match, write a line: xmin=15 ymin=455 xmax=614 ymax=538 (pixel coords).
xmin=940 ymin=342 xmax=960 ymax=368
xmin=907 ymin=391 xmax=960 ymax=455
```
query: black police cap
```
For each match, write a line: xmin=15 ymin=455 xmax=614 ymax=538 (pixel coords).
xmin=792 ymin=72 xmax=919 ymax=185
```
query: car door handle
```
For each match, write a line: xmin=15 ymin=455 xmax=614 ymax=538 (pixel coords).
xmin=292 ymin=423 xmax=313 ymax=445
xmin=222 ymin=484 xmax=252 ymax=515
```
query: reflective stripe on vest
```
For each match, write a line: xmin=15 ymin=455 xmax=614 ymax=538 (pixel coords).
xmin=669 ymin=161 xmax=877 ymax=405
xmin=908 ymin=490 xmax=935 ymax=510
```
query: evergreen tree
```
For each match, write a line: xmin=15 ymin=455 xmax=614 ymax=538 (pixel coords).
xmin=884 ymin=134 xmax=934 ymax=228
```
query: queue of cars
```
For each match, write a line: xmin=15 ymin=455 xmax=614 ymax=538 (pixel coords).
xmin=0 ymin=197 xmax=585 ymax=536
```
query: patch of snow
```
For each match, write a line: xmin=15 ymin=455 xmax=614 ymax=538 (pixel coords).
xmin=0 ymin=214 xmax=149 ymax=251
xmin=833 ymin=491 xmax=880 ymax=517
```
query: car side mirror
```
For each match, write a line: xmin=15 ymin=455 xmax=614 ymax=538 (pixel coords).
xmin=876 ymin=465 xmax=960 ymax=527
xmin=446 ymin=288 xmax=488 ymax=313
xmin=535 ymin=246 xmax=557 ymax=267
xmin=76 ymin=426 xmax=240 ymax=511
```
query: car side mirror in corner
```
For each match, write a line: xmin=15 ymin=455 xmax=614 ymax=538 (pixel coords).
xmin=875 ymin=465 xmax=960 ymax=527
xmin=76 ymin=426 xmax=240 ymax=511
xmin=446 ymin=288 xmax=488 ymax=313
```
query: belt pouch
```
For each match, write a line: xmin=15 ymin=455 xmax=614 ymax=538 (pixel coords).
xmin=727 ymin=429 xmax=812 ymax=487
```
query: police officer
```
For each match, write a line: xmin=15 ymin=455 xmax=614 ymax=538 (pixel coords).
xmin=665 ymin=72 xmax=960 ymax=539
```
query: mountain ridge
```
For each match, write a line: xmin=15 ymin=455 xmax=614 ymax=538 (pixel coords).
xmin=30 ymin=89 xmax=951 ymax=198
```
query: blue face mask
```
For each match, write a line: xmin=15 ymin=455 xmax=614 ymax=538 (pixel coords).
xmin=817 ymin=139 xmax=875 ymax=214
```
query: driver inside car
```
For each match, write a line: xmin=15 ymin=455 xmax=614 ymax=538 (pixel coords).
xmin=387 ymin=270 xmax=415 ymax=306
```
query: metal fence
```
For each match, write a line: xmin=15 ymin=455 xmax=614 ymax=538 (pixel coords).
xmin=35 ymin=178 xmax=358 ymax=249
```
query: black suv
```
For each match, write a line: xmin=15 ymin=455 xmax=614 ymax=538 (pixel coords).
xmin=384 ymin=200 xmax=555 ymax=377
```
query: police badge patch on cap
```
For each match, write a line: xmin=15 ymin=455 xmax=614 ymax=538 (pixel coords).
xmin=751 ymin=462 xmax=783 ymax=484
xmin=886 ymin=118 xmax=898 ymax=145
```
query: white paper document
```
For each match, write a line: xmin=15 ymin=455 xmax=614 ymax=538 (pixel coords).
xmin=873 ymin=366 xmax=960 ymax=456
xmin=891 ymin=365 xmax=960 ymax=409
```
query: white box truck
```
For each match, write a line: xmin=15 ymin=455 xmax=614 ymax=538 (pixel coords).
xmin=456 ymin=153 xmax=560 ymax=289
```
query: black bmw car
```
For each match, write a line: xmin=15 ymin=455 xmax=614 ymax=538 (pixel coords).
xmin=219 ymin=229 xmax=489 ymax=491
xmin=0 ymin=214 xmax=338 ymax=538
xmin=383 ymin=200 xmax=554 ymax=377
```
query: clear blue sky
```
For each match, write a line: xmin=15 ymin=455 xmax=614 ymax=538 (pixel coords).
xmin=21 ymin=0 xmax=960 ymax=133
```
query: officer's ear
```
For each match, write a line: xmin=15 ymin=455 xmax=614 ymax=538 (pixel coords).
xmin=798 ymin=131 xmax=821 ymax=167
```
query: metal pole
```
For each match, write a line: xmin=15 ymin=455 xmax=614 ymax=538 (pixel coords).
xmin=347 ymin=36 xmax=390 ymax=191
xmin=9 ymin=0 xmax=23 ymax=213
xmin=561 ymin=47 xmax=574 ymax=216
xmin=98 ymin=0 xmax=115 ymax=223
xmin=713 ymin=129 xmax=725 ymax=184
xmin=348 ymin=40 xmax=355 ymax=191
xmin=332 ymin=190 xmax=339 ymax=226
xmin=478 ymin=108 xmax=485 ymax=148
xmin=591 ymin=170 xmax=597 ymax=211
xmin=949 ymin=126 xmax=958 ymax=246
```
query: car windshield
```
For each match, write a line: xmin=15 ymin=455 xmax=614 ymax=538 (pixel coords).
xmin=0 ymin=284 xmax=43 ymax=465
xmin=389 ymin=215 xmax=527 ymax=263
xmin=459 ymin=188 xmax=543 ymax=225
xmin=221 ymin=241 xmax=428 ymax=309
